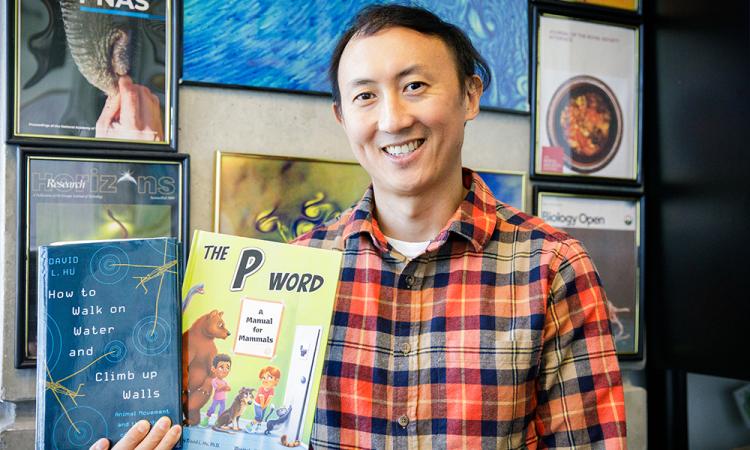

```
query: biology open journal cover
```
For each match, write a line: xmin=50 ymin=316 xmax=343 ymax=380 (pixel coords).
xmin=181 ymin=231 xmax=342 ymax=449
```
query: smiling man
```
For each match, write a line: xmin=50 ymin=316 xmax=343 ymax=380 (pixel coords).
xmin=90 ymin=5 xmax=625 ymax=450
xmin=293 ymin=4 xmax=627 ymax=449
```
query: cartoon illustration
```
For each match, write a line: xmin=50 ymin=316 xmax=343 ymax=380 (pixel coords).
xmin=264 ymin=404 xmax=292 ymax=435
xmin=182 ymin=283 xmax=205 ymax=311
xmin=280 ymin=434 xmax=302 ymax=447
xmin=205 ymin=354 xmax=232 ymax=424
xmin=212 ymin=387 xmax=255 ymax=432
xmin=44 ymin=350 xmax=117 ymax=432
xmin=252 ymin=366 xmax=281 ymax=426
xmin=182 ymin=310 xmax=231 ymax=425
xmin=108 ymin=239 xmax=177 ymax=335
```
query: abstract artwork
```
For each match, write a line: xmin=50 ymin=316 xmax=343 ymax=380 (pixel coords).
xmin=215 ymin=153 xmax=371 ymax=243
xmin=476 ymin=170 xmax=526 ymax=210
xmin=183 ymin=0 xmax=528 ymax=112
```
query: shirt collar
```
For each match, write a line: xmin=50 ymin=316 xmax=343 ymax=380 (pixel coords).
xmin=342 ymin=168 xmax=498 ymax=253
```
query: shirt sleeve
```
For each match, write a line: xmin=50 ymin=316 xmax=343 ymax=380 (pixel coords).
xmin=534 ymin=239 xmax=627 ymax=448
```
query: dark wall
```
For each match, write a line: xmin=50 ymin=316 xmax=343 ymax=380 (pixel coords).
xmin=646 ymin=1 xmax=750 ymax=445
xmin=646 ymin=0 xmax=750 ymax=380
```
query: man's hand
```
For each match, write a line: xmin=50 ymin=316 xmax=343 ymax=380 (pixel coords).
xmin=96 ymin=75 xmax=165 ymax=142
xmin=89 ymin=416 xmax=181 ymax=450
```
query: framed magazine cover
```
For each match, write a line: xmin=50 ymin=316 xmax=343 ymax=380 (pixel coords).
xmin=533 ymin=185 xmax=644 ymax=359
xmin=531 ymin=6 xmax=643 ymax=184
xmin=6 ymin=0 xmax=178 ymax=150
xmin=16 ymin=148 xmax=189 ymax=368
xmin=475 ymin=170 xmax=527 ymax=211
xmin=214 ymin=152 xmax=370 ymax=243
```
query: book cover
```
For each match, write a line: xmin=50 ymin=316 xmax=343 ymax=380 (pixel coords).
xmin=181 ymin=231 xmax=342 ymax=449
xmin=35 ymin=238 xmax=182 ymax=449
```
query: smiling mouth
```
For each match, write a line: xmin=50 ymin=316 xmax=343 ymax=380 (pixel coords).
xmin=381 ymin=139 xmax=425 ymax=157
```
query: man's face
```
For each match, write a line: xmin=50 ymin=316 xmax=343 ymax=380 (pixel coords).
xmin=335 ymin=27 xmax=481 ymax=199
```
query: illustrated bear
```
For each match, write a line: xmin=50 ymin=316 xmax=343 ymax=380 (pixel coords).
xmin=182 ymin=309 xmax=231 ymax=425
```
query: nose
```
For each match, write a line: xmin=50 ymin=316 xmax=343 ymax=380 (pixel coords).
xmin=378 ymin=93 xmax=413 ymax=133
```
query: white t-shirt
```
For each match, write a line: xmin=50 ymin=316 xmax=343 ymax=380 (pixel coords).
xmin=385 ymin=236 xmax=430 ymax=259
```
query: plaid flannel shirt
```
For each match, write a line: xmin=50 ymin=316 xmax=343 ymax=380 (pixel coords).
xmin=293 ymin=169 xmax=626 ymax=449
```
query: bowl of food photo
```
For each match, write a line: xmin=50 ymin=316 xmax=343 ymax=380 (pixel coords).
xmin=546 ymin=75 xmax=623 ymax=173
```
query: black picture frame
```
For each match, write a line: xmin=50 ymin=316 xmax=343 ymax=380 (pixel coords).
xmin=532 ymin=0 xmax=642 ymax=17
xmin=533 ymin=183 xmax=645 ymax=360
xmin=6 ymin=0 xmax=179 ymax=151
xmin=16 ymin=147 xmax=190 ymax=368
xmin=530 ymin=5 xmax=644 ymax=186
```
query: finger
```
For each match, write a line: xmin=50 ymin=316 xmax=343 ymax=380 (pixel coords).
xmin=134 ymin=416 xmax=171 ymax=450
xmin=138 ymin=86 xmax=159 ymax=123
xmin=140 ymin=86 xmax=164 ymax=140
xmin=118 ymin=76 xmax=140 ymax=128
xmin=112 ymin=420 xmax=150 ymax=450
xmin=96 ymin=94 xmax=121 ymax=129
xmin=153 ymin=425 xmax=182 ymax=450
xmin=147 ymin=91 xmax=162 ymax=122
xmin=89 ymin=438 xmax=110 ymax=450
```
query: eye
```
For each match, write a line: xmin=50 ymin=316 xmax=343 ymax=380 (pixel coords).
xmin=404 ymin=81 xmax=426 ymax=92
xmin=353 ymin=91 xmax=375 ymax=103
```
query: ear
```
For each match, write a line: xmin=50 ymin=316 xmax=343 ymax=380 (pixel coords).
xmin=463 ymin=75 xmax=483 ymax=121
xmin=218 ymin=311 xmax=224 ymax=317
xmin=332 ymin=103 xmax=344 ymax=126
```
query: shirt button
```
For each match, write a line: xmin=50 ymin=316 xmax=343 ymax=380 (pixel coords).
xmin=405 ymin=275 xmax=415 ymax=288
xmin=397 ymin=414 xmax=410 ymax=428
xmin=399 ymin=342 xmax=411 ymax=355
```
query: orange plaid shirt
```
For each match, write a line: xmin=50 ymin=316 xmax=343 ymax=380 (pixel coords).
xmin=294 ymin=169 xmax=626 ymax=449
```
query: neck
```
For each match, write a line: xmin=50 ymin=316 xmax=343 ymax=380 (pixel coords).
xmin=372 ymin=168 xmax=466 ymax=242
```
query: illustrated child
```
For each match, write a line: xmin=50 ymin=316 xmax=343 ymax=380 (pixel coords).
xmin=206 ymin=354 xmax=232 ymax=421
xmin=253 ymin=365 xmax=281 ymax=424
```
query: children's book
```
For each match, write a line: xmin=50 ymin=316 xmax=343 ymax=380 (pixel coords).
xmin=181 ymin=231 xmax=342 ymax=449
xmin=35 ymin=238 xmax=182 ymax=449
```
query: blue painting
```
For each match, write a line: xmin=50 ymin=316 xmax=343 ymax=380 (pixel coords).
xmin=183 ymin=0 xmax=528 ymax=112
xmin=477 ymin=171 xmax=525 ymax=210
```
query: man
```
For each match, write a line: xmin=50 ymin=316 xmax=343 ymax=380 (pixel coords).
xmin=92 ymin=4 xmax=625 ymax=450
xmin=292 ymin=4 xmax=627 ymax=449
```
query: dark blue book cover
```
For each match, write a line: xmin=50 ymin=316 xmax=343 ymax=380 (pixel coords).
xmin=35 ymin=238 xmax=182 ymax=449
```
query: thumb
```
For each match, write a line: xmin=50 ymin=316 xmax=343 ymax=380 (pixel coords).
xmin=89 ymin=438 xmax=110 ymax=450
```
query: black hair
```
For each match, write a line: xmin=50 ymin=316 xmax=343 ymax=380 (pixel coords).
xmin=328 ymin=4 xmax=491 ymax=111
xmin=212 ymin=353 xmax=231 ymax=367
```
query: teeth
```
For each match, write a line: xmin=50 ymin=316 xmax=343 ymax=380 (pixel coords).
xmin=383 ymin=140 xmax=423 ymax=156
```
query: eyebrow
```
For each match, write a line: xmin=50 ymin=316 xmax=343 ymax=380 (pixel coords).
xmin=345 ymin=64 xmax=429 ymax=89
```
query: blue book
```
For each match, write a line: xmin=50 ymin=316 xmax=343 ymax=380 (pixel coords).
xmin=35 ymin=238 xmax=182 ymax=449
